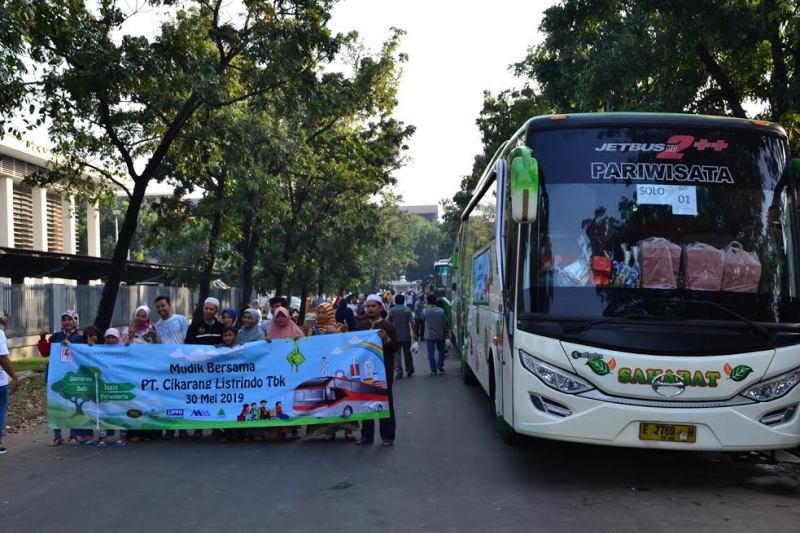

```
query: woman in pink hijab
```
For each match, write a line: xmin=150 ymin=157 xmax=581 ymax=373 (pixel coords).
xmin=267 ymin=307 xmax=304 ymax=340
xmin=124 ymin=305 xmax=158 ymax=344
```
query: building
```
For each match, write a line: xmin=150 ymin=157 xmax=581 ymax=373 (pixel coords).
xmin=0 ymin=138 xmax=189 ymax=286
xmin=400 ymin=204 xmax=438 ymax=222
xmin=0 ymin=139 xmax=103 ymax=284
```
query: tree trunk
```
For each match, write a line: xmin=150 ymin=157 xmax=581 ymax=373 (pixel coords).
xmin=94 ymin=177 xmax=149 ymax=330
xmin=298 ymin=285 xmax=308 ymax=323
xmin=695 ymin=42 xmax=747 ymax=118
xmin=239 ymin=204 xmax=259 ymax=304
xmin=762 ymin=0 xmax=791 ymax=119
xmin=197 ymin=174 xmax=226 ymax=320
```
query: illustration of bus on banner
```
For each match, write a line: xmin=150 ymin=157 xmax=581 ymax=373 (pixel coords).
xmin=293 ymin=376 xmax=389 ymax=418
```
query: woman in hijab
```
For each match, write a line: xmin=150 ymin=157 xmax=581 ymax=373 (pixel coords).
xmin=264 ymin=307 xmax=304 ymax=440
xmin=314 ymin=302 xmax=339 ymax=334
xmin=236 ymin=308 xmax=264 ymax=344
xmin=305 ymin=303 xmax=357 ymax=442
xmin=222 ymin=308 xmax=238 ymax=329
xmin=267 ymin=307 xmax=304 ymax=340
xmin=122 ymin=308 xmax=158 ymax=441
xmin=104 ymin=328 xmax=122 ymax=345
xmin=37 ymin=309 xmax=84 ymax=446
xmin=124 ymin=306 xmax=159 ymax=344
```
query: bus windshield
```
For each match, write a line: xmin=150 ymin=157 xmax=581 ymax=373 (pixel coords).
xmin=519 ymin=126 xmax=799 ymax=351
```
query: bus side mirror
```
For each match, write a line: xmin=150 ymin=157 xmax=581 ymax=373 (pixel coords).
xmin=510 ymin=146 xmax=539 ymax=222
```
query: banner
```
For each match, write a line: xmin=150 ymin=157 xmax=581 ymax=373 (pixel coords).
xmin=47 ymin=331 xmax=389 ymax=430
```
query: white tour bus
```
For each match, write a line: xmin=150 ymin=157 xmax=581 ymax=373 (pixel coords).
xmin=452 ymin=113 xmax=800 ymax=450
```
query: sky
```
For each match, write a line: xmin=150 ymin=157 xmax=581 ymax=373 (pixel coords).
xmin=330 ymin=0 xmax=551 ymax=208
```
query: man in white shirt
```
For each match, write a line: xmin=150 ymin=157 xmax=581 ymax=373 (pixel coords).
xmin=153 ymin=295 xmax=190 ymax=345
xmin=0 ymin=316 xmax=20 ymax=454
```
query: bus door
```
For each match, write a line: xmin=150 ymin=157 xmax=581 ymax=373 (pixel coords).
xmin=495 ymin=157 xmax=514 ymax=420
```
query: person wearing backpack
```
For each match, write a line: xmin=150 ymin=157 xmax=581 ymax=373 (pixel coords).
xmin=388 ymin=294 xmax=416 ymax=378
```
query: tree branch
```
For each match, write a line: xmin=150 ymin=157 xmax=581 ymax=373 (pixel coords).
xmin=79 ymin=161 xmax=133 ymax=199
xmin=695 ymin=42 xmax=747 ymax=118
xmin=98 ymin=97 xmax=140 ymax=180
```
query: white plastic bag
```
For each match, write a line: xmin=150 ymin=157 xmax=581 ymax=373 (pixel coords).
xmin=411 ymin=341 xmax=419 ymax=354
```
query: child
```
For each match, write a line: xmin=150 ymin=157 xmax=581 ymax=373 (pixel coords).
xmin=103 ymin=328 xmax=129 ymax=447
xmin=220 ymin=326 xmax=238 ymax=348
xmin=81 ymin=326 xmax=110 ymax=447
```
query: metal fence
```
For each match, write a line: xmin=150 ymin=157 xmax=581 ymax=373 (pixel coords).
xmin=0 ymin=284 xmax=241 ymax=337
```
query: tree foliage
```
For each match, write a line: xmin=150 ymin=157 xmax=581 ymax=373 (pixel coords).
xmin=2 ymin=0 xmax=343 ymax=329
xmin=443 ymin=0 xmax=800 ymax=242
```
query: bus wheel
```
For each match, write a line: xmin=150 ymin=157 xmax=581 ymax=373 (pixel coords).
xmin=461 ymin=357 xmax=478 ymax=386
xmin=342 ymin=406 xmax=353 ymax=418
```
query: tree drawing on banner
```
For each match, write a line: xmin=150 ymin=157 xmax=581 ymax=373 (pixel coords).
xmin=50 ymin=366 xmax=104 ymax=416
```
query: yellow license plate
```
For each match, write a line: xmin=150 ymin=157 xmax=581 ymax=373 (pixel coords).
xmin=639 ymin=423 xmax=697 ymax=443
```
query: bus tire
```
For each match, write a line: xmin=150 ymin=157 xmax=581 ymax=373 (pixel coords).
xmin=461 ymin=357 xmax=478 ymax=386
xmin=342 ymin=406 xmax=353 ymax=418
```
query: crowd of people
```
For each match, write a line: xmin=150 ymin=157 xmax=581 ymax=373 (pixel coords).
xmin=0 ymin=286 xmax=450 ymax=453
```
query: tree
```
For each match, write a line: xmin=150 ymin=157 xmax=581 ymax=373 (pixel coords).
xmin=251 ymin=30 xmax=414 ymax=297
xmin=444 ymin=0 xmax=800 ymax=246
xmin=516 ymin=0 xmax=799 ymax=121
xmin=441 ymin=87 xmax=551 ymax=242
xmin=3 ymin=1 xmax=342 ymax=329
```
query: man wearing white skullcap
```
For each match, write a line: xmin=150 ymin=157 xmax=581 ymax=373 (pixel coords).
xmin=353 ymin=293 xmax=398 ymax=447
xmin=184 ymin=296 xmax=224 ymax=345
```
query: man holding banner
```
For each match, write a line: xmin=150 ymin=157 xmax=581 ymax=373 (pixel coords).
xmin=185 ymin=297 xmax=224 ymax=345
xmin=354 ymin=294 xmax=398 ymax=447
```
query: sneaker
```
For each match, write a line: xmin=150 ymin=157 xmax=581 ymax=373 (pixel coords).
xmin=407 ymin=371 xmax=414 ymax=377
xmin=430 ymin=369 xmax=438 ymax=375
xmin=395 ymin=373 xmax=403 ymax=379
xmin=0 ymin=443 xmax=6 ymax=454
xmin=438 ymin=367 xmax=446 ymax=373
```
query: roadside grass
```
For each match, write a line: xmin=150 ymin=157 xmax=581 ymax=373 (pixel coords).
xmin=12 ymin=357 xmax=48 ymax=373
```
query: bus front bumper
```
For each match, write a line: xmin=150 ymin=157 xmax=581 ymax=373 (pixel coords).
xmin=513 ymin=384 xmax=800 ymax=451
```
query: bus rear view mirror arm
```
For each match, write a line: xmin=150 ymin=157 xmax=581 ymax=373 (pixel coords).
xmin=510 ymin=145 xmax=539 ymax=223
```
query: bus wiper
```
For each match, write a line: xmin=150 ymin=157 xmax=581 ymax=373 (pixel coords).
xmin=563 ymin=313 xmax=659 ymax=335
xmin=675 ymin=300 xmax=772 ymax=340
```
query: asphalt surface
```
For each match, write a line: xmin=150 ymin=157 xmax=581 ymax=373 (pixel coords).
xmin=2 ymin=345 xmax=799 ymax=533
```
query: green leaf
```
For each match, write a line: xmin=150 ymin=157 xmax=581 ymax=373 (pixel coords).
xmin=729 ymin=365 xmax=753 ymax=382
xmin=586 ymin=358 xmax=610 ymax=376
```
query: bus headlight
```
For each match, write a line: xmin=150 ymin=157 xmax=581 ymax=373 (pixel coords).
xmin=519 ymin=350 xmax=594 ymax=394
xmin=741 ymin=367 xmax=800 ymax=402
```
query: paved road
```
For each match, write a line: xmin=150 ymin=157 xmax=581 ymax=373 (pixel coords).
xmin=2 ymin=346 xmax=799 ymax=533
